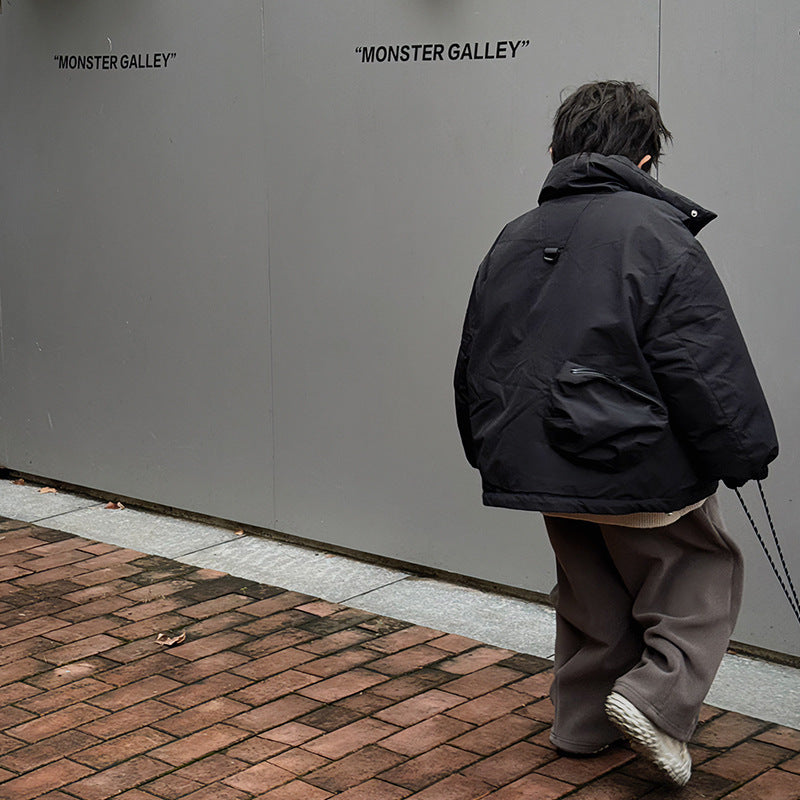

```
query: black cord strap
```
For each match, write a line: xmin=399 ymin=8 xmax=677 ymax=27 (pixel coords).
xmin=735 ymin=481 xmax=800 ymax=627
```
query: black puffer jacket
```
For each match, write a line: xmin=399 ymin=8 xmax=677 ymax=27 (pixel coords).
xmin=455 ymin=153 xmax=778 ymax=514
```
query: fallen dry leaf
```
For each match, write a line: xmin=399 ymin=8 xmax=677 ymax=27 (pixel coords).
xmin=38 ymin=487 xmax=57 ymax=494
xmin=155 ymin=632 xmax=186 ymax=647
xmin=12 ymin=478 xmax=25 ymax=486
xmin=105 ymin=501 xmax=125 ymax=510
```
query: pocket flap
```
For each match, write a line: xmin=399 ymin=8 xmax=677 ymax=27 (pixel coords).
xmin=543 ymin=362 xmax=668 ymax=471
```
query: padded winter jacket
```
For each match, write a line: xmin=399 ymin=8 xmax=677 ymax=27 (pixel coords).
xmin=454 ymin=153 xmax=778 ymax=514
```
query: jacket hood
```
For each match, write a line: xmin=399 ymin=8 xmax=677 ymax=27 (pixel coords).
xmin=538 ymin=153 xmax=717 ymax=235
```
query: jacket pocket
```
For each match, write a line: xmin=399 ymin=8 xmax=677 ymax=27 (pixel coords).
xmin=543 ymin=362 xmax=669 ymax=472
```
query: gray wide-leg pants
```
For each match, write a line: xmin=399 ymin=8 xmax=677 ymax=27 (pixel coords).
xmin=544 ymin=496 xmax=743 ymax=753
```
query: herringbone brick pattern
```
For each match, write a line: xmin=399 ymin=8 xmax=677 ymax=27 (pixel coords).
xmin=0 ymin=517 xmax=798 ymax=799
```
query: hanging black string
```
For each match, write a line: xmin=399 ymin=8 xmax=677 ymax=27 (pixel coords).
xmin=734 ymin=481 xmax=800 ymax=627
xmin=756 ymin=481 xmax=800 ymax=614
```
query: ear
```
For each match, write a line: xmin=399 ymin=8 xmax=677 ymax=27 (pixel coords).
xmin=637 ymin=154 xmax=652 ymax=169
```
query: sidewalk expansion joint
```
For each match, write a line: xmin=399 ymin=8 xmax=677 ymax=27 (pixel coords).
xmin=171 ymin=535 xmax=245 ymax=560
xmin=338 ymin=574 xmax=411 ymax=605
xmin=25 ymin=502 xmax=109 ymax=524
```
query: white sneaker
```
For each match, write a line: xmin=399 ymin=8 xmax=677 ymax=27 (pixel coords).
xmin=605 ymin=692 xmax=692 ymax=787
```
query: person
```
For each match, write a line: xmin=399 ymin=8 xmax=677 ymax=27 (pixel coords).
xmin=454 ymin=80 xmax=778 ymax=787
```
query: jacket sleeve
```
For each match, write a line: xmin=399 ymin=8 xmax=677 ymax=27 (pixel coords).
xmin=454 ymin=274 xmax=480 ymax=469
xmin=641 ymin=240 xmax=778 ymax=487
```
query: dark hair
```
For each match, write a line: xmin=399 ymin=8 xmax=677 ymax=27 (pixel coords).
xmin=550 ymin=81 xmax=672 ymax=171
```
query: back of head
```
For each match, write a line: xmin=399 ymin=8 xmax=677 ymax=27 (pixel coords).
xmin=550 ymin=81 xmax=672 ymax=172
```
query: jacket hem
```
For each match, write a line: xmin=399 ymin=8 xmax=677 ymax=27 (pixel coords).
xmin=481 ymin=482 xmax=718 ymax=515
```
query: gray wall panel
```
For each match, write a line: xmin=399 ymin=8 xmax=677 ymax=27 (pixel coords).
xmin=660 ymin=0 xmax=800 ymax=656
xmin=0 ymin=1 xmax=274 ymax=523
xmin=265 ymin=1 xmax=659 ymax=587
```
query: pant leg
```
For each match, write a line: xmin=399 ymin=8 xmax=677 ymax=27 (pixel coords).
xmin=603 ymin=495 xmax=744 ymax=741
xmin=544 ymin=515 xmax=642 ymax=752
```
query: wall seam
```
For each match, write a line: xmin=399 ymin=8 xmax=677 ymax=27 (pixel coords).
xmin=0 ymin=287 xmax=6 ymax=466
xmin=656 ymin=0 xmax=663 ymax=182
xmin=260 ymin=0 xmax=278 ymax=527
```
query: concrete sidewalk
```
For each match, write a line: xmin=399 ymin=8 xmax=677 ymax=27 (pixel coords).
xmin=0 ymin=504 xmax=799 ymax=797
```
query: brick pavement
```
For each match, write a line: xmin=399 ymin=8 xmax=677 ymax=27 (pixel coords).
xmin=0 ymin=516 xmax=798 ymax=799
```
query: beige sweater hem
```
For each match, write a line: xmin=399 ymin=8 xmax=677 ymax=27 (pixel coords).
xmin=545 ymin=497 xmax=710 ymax=529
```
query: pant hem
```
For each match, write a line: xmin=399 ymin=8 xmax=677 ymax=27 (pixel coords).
xmin=549 ymin=730 xmax=620 ymax=754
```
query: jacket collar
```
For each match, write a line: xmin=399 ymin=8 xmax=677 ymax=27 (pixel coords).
xmin=538 ymin=153 xmax=716 ymax=235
